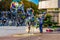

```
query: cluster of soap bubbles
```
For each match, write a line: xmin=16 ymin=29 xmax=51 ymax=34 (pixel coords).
xmin=0 ymin=1 xmax=46 ymax=27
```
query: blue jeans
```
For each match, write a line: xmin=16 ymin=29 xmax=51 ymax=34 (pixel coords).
xmin=39 ymin=24 xmax=43 ymax=33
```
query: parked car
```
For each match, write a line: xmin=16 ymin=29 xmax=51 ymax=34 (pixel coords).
xmin=46 ymin=28 xmax=53 ymax=32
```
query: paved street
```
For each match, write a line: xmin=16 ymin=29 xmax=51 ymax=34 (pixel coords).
xmin=0 ymin=32 xmax=60 ymax=40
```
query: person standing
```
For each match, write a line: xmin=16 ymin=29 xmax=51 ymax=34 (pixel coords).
xmin=38 ymin=12 xmax=46 ymax=33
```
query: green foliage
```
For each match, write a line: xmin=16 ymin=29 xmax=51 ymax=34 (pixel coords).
xmin=34 ymin=10 xmax=40 ymax=16
xmin=0 ymin=0 xmax=12 ymax=11
xmin=0 ymin=0 xmax=38 ymax=14
xmin=45 ymin=14 xmax=52 ymax=18
xmin=52 ymin=26 xmax=60 ymax=28
xmin=0 ymin=0 xmax=12 ymax=10
xmin=43 ymin=14 xmax=53 ymax=27
xmin=43 ymin=14 xmax=58 ymax=28
xmin=20 ymin=0 xmax=38 ymax=11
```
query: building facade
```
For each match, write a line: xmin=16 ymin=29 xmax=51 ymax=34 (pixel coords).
xmin=38 ymin=0 xmax=60 ymax=25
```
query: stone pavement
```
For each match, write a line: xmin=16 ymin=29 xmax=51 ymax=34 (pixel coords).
xmin=42 ymin=33 xmax=60 ymax=40
xmin=42 ymin=32 xmax=60 ymax=40
xmin=0 ymin=32 xmax=60 ymax=40
xmin=0 ymin=33 xmax=42 ymax=40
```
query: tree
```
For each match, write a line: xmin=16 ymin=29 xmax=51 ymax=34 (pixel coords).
xmin=43 ymin=14 xmax=58 ymax=28
xmin=19 ymin=0 xmax=38 ymax=12
xmin=43 ymin=14 xmax=52 ymax=28
xmin=0 ymin=0 xmax=38 ymax=11
xmin=0 ymin=0 xmax=12 ymax=11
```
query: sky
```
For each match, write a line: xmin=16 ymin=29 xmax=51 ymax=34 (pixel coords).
xmin=13 ymin=0 xmax=38 ymax=5
xmin=29 ymin=0 xmax=38 ymax=5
